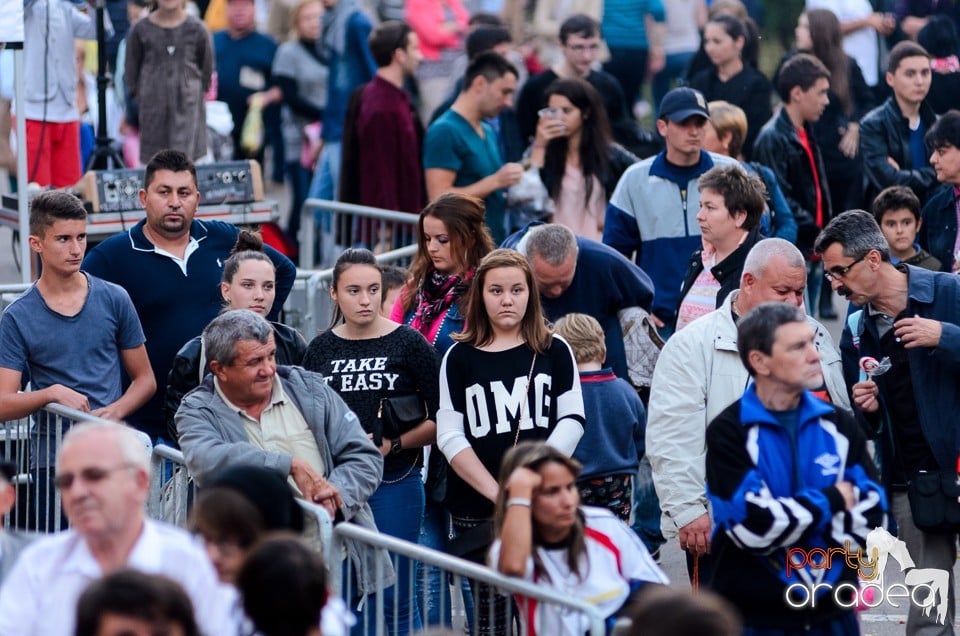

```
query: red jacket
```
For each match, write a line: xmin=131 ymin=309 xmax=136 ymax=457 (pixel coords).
xmin=405 ymin=0 xmax=470 ymax=61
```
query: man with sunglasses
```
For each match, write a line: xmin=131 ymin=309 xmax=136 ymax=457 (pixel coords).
xmin=0 ymin=422 xmax=235 ymax=636
xmin=816 ymin=209 xmax=960 ymax=636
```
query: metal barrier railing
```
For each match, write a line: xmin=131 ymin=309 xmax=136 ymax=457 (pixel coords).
xmin=299 ymin=199 xmax=420 ymax=270
xmin=332 ymin=522 xmax=607 ymax=636
xmin=147 ymin=442 xmax=195 ymax=528
xmin=284 ymin=244 xmax=417 ymax=339
xmin=145 ymin=444 xmax=333 ymax=559
xmin=1 ymin=405 xmax=152 ymax=533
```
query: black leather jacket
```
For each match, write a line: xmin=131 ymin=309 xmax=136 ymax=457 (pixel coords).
xmin=163 ymin=321 xmax=307 ymax=441
xmin=753 ymin=109 xmax=832 ymax=257
xmin=673 ymin=227 xmax=764 ymax=331
xmin=859 ymin=97 xmax=938 ymax=205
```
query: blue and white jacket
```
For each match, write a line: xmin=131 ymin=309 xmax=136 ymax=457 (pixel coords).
xmin=602 ymin=150 xmax=739 ymax=324
xmin=705 ymin=386 xmax=887 ymax=629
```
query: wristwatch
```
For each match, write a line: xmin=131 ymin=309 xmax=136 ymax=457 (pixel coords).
xmin=390 ymin=437 xmax=403 ymax=455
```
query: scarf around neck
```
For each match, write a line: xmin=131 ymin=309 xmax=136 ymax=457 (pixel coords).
xmin=410 ymin=268 xmax=474 ymax=335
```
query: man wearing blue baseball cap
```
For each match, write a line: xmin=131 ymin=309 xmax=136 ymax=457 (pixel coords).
xmin=603 ymin=87 xmax=739 ymax=338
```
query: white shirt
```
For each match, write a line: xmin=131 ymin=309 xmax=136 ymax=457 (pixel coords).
xmin=489 ymin=507 xmax=668 ymax=636
xmin=807 ymin=0 xmax=880 ymax=86
xmin=0 ymin=519 xmax=237 ymax=636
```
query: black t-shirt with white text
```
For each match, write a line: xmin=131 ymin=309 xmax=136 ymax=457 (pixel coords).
xmin=303 ymin=325 xmax=441 ymax=474
xmin=438 ymin=337 xmax=584 ymax=518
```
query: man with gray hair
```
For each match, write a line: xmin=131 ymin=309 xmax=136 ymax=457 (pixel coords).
xmin=705 ymin=302 xmax=884 ymax=633
xmin=817 ymin=209 xmax=960 ymax=635
xmin=175 ymin=309 xmax=389 ymax=599
xmin=0 ymin=421 xmax=235 ymax=635
xmin=505 ymin=222 xmax=654 ymax=382
xmin=647 ymin=238 xmax=849 ymax=583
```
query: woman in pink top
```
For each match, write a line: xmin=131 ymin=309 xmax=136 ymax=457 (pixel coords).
xmin=528 ymin=78 xmax=637 ymax=242
xmin=405 ymin=0 xmax=470 ymax=123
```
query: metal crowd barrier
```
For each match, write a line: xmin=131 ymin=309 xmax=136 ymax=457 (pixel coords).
xmin=299 ymin=199 xmax=420 ymax=270
xmin=145 ymin=445 xmax=333 ymax=560
xmin=147 ymin=443 xmax=195 ymax=528
xmin=332 ymin=522 xmax=607 ymax=636
xmin=284 ymin=244 xmax=417 ymax=339
xmin=1 ymin=405 xmax=151 ymax=534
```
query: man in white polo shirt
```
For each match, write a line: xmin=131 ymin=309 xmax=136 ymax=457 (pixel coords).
xmin=0 ymin=421 xmax=235 ymax=636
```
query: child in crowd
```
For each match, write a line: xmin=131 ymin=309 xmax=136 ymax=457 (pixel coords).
xmin=553 ymin=313 xmax=645 ymax=522
xmin=872 ymin=185 xmax=942 ymax=270
xmin=380 ymin=264 xmax=408 ymax=318
xmin=125 ymin=0 xmax=213 ymax=164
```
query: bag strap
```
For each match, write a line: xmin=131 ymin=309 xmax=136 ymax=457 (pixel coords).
xmin=513 ymin=352 xmax=538 ymax=448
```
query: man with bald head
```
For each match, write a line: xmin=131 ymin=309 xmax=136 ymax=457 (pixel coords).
xmin=0 ymin=422 xmax=234 ymax=636
xmin=646 ymin=238 xmax=850 ymax=582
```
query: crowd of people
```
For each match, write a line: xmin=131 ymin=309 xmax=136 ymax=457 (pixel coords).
xmin=5 ymin=0 xmax=960 ymax=634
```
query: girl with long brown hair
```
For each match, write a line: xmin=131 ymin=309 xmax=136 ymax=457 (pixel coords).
xmin=436 ymin=248 xmax=585 ymax=634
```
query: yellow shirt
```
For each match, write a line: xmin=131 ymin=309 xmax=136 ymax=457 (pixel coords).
xmin=214 ymin=375 xmax=325 ymax=497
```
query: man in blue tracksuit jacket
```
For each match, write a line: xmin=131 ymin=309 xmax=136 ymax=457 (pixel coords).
xmin=706 ymin=302 xmax=886 ymax=633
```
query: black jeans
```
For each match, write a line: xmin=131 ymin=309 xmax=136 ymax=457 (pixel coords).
xmin=450 ymin=515 xmax=513 ymax=636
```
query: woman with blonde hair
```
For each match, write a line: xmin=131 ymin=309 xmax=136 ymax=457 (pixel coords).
xmin=272 ymin=0 xmax=328 ymax=246
xmin=437 ymin=249 xmax=585 ymax=634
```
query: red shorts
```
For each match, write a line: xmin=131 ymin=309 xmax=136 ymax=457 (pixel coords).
xmin=25 ymin=119 xmax=81 ymax=188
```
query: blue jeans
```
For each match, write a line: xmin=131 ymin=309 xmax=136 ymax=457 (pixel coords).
xmin=361 ymin=469 xmax=425 ymax=636
xmin=652 ymin=51 xmax=696 ymax=118
xmin=418 ymin=500 xmax=475 ymax=628
xmin=631 ymin=456 xmax=666 ymax=556
xmin=308 ymin=140 xmax=342 ymax=267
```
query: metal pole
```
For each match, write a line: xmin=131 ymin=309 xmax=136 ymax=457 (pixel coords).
xmin=14 ymin=49 xmax=29 ymax=284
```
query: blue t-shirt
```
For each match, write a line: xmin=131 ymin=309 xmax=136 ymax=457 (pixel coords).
xmin=0 ymin=273 xmax=145 ymax=410
xmin=424 ymin=109 xmax=507 ymax=244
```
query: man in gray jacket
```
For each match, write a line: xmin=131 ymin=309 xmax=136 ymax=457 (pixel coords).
xmin=175 ymin=309 xmax=389 ymax=597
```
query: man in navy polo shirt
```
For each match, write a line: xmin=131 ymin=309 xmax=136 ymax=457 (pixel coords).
xmin=83 ymin=150 xmax=296 ymax=442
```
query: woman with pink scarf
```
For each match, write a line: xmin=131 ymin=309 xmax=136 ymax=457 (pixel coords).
xmin=389 ymin=192 xmax=493 ymax=628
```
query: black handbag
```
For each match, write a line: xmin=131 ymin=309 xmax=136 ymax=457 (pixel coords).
xmin=906 ymin=471 xmax=960 ymax=533
xmin=448 ymin=519 xmax=495 ymax=564
xmin=376 ymin=394 xmax=427 ymax=443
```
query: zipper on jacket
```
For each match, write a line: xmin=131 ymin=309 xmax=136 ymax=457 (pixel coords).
xmin=681 ymin=188 xmax=690 ymax=236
